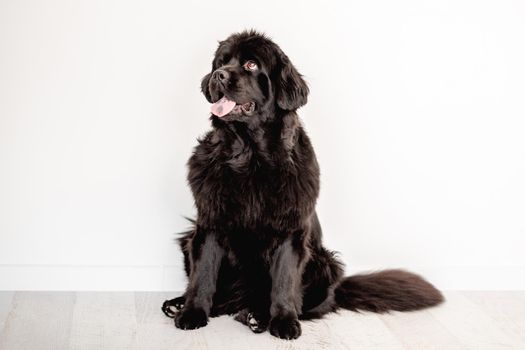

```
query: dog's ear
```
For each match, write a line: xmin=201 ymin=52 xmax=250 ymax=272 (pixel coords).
xmin=201 ymin=72 xmax=213 ymax=103
xmin=275 ymin=52 xmax=309 ymax=110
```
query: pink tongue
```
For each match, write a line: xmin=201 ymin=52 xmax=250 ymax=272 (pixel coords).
xmin=211 ymin=96 xmax=236 ymax=117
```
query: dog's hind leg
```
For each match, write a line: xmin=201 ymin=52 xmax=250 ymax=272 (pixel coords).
xmin=299 ymin=246 xmax=344 ymax=319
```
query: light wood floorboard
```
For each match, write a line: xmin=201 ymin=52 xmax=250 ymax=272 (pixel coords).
xmin=0 ymin=291 xmax=523 ymax=349
xmin=0 ymin=292 xmax=14 ymax=332
xmin=428 ymin=291 xmax=523 ymax=349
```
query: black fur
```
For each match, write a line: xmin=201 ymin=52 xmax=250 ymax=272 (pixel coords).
xmin=162 ymin=30 xmax=444 ymax=339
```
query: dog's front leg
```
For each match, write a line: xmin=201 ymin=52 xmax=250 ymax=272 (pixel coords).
xmin=175 ymin=229 xmax=224 ymax=330
xmin=269 ymin=235 xmax=305 ymax=339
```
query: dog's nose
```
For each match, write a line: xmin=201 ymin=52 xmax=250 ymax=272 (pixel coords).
xmin=212 ymin=69 xmax=230 ymax=83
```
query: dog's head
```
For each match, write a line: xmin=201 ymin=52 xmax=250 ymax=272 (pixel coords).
xmin=201 ymin=31 xmax=309 ymax=122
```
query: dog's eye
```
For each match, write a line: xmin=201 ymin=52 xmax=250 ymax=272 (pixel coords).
xmin=243 ymin=61 xmax=258 ymax=71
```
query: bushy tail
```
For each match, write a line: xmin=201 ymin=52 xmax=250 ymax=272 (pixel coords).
xmin=334 ymin=269 xmax=444 ymax=313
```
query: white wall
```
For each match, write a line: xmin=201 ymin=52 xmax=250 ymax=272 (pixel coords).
xmin=1 ymin=0 xmax=524 ymax=291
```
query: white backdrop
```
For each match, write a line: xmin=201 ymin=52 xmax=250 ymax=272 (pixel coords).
xmin=1 ymin=0 xmax=524 ymax=291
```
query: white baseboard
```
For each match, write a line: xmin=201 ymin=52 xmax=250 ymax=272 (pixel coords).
xmin=0 ymin=264 xmax=524 ymax=291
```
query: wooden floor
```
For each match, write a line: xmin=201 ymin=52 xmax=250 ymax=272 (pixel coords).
xmin=0 ymin=292 xmax=524 ymax=349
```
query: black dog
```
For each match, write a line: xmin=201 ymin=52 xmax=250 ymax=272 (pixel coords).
xmin=162 ymin=30 xmax=443 ymax=340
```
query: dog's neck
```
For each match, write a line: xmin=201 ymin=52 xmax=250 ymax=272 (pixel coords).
xmin=210 ymin=110 xmax=300 ymax=167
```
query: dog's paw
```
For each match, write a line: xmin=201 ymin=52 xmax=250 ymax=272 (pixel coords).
xmin=269 ymin=315 xmax=301 ymax=340
xmin=235 ymin=309 xmax=269 ymax=333
xmin=174 ymin=307 xmax=208 ymax=330
xmin=162 ymin=296 xmax=185 ymax=318
xmin=246 ymin=312 xmax=269 ymax=333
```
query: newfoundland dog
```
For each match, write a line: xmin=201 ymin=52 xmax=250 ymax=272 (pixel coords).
xmin=162 ymin=30 xmax=443 ymax=340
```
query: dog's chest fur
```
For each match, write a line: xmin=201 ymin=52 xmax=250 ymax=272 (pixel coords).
xmin=187 ymin=120 xmax=320 ymax=232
